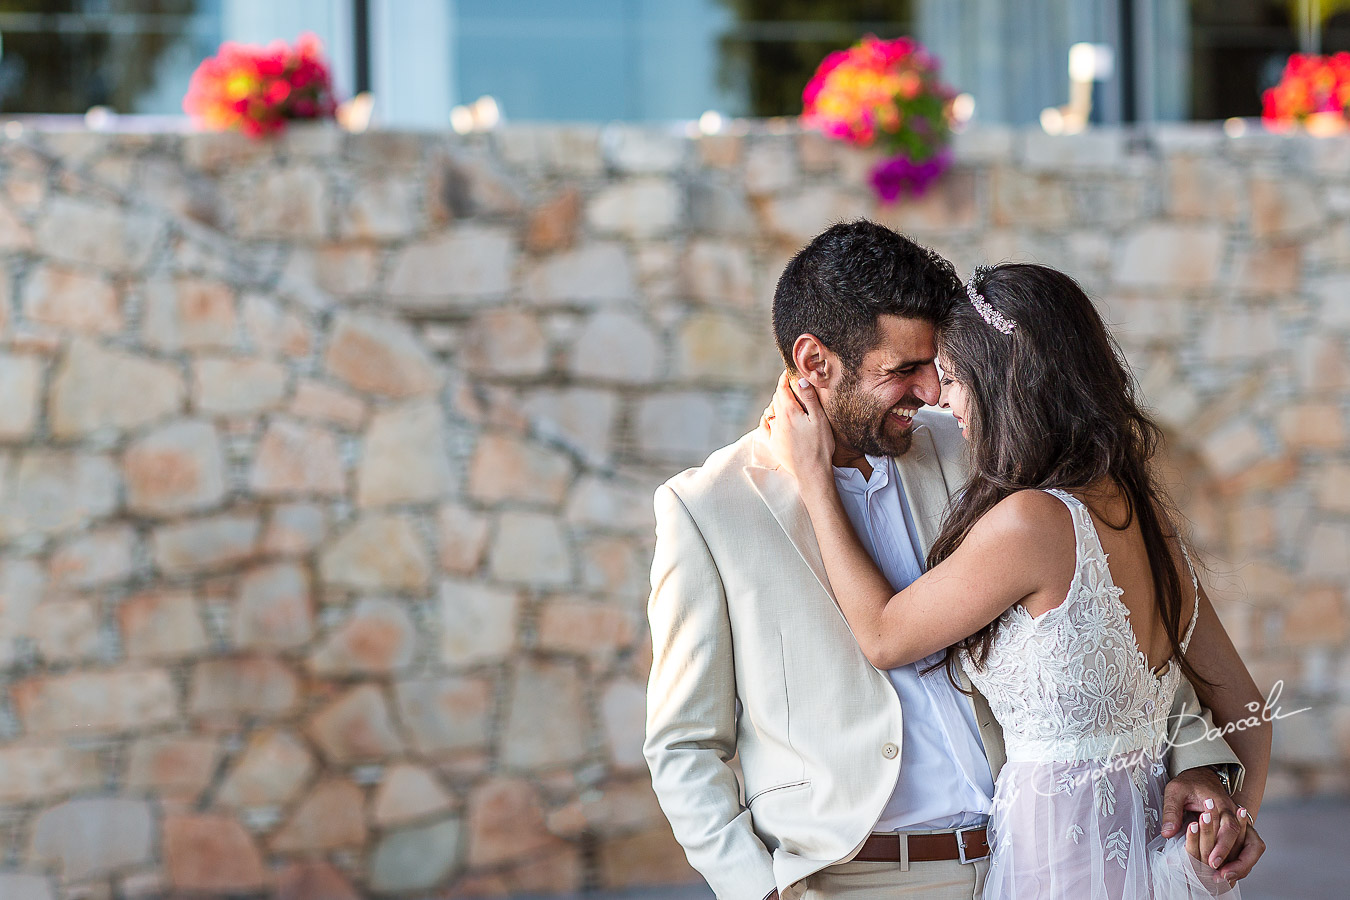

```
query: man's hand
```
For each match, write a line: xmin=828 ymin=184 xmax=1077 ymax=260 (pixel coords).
xmin=1161 ymin=767 xmax=1262 ymax=877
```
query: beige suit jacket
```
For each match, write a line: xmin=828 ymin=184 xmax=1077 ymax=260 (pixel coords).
xmin=644 ymin=410 xmax=1242 ymax=900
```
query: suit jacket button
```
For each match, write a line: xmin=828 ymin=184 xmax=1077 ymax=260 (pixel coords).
xmin=882 ymin=742 xmax=899 ymax=759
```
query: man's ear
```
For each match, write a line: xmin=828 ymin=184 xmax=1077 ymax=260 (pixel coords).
xmin=791 ymin=334 xmax=835 ymax=388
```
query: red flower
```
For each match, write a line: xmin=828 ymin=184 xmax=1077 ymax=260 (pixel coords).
xmin=183 ymin=32 xmax=337 ymax=138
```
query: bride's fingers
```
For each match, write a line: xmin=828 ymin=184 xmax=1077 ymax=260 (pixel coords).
xmin=793 ymin=377 xmax=824 ymax=418
xmin=1185 ymin=819 xmax=1200 ymax=861
xmin=1198 ymin=808 xmax=1218 ymax=864
xmin=1208 ymin=811 xmax=1243 ymax=870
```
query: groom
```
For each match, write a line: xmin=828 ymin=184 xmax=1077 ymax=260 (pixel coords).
xmin=644 ymin=221 xmax=1259 ymax=899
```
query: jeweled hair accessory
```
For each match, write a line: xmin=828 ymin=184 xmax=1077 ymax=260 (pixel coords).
xmin=966 ymin=265 xmax=1017 ymax=335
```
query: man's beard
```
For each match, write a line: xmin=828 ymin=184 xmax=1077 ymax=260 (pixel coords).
xmin=825 ymin=368 xmax=917 ymax=458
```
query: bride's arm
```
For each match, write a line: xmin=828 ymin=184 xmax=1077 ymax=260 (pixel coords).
xmin=768 ymin=376 xmax=1059 ymax=668
xmin=1184 ymin=582 xmax=1271 ymax=819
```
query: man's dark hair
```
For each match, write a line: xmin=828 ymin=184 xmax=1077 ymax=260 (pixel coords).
xmin=772 ymin=220 xmax=961 ymax=373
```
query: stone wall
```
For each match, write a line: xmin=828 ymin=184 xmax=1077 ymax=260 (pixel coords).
xmin=0 ymin=121 xmax=1345 ymax=899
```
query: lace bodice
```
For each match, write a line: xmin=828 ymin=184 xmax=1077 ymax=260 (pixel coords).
xmin=962 ymin=489 xmax=1199 ymax=764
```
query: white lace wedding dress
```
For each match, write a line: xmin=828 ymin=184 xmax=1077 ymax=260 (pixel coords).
xmin=962 ymin=489 xmax=1238 ymax=899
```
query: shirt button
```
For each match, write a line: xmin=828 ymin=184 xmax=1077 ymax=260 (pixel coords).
xmin=882 ymin=742 xmax=899 ymax=759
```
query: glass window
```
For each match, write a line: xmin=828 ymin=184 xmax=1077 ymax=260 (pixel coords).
xmin=0 ymin=0 xmax=222 ymax=115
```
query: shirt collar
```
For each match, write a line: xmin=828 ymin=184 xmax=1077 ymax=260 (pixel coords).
xmin=833 ymin=453 xmax=891 ymax=493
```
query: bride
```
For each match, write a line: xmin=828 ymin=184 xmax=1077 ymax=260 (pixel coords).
xmin=764 ymin=263 xmax=1271 ymax=899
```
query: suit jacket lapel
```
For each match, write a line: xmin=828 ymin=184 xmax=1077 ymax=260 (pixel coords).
xmin=744 ymin=431 xmax=836 ymax=603
xmin=892 ymin=425 xmax=952 ymax=557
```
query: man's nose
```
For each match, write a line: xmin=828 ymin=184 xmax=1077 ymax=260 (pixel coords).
xmin=915 ymin=364 xmax=940 ymax=405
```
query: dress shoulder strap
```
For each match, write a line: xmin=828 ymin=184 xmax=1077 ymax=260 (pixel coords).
xmin=1041 ymin=488 xmax=1103 ymax=562
xmin=1178 ymin=543 xmax=1201 ymax=653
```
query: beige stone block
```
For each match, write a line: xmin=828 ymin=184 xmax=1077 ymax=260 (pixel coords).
xmin=319 ymin=514 xmax=431 ymax=591
xmin=49 ymin=340 xmax=184 ymax=438
xmin=0 ymin=196 xmax=33 ymax=249
xmin=501 ymin=659 xmax=587 ymax=770
xmin=1305 ymin=521 xmax=1350 ymax=579
xmin=1166 ymin=156 xmax=1241 ymax=221
xmin=124 ymin=735 xmax=221 ymax=800
xmin=306 ymin=684 xmax=404 ymax=763
xmin=30 ymin=798 xmax=154 ymax=881
xmin=1283 ymin=586 xmax=1347 ymax=647
xmin=0 ymin=451 xmax=119 ymax=540
xmin=538 ymin=599 xmax=637 ymax=660
xmin=232 ymin=563 xmax=314 ymax=650
xmin=12 ymin=669 xmax=177 ymax=736
xmin=308 ymin=597 xmax=417 ymax=675
xmin=250 ymin=419 xmax=346 ymax=497
xmin=547 ymin=778 xmax=664 ymax=838
xmin=1113 ymin=224 xmax=1224 ymax=289
xmin=1198 ymin=420 xmax=1267 ymax=480
xmin=152 ymin=513 xmax=260 ymax=575
xmin=525 ymin=187 xmax=581 ymax=253
xmin=762 ymin=186 xmax=870 ymax=244
xmin=119 ymin=591 xmax=208 ymax=663
xmin=387 ymin=227 xmax=515 ymax=308
xmin=241 ymin=292 xmax=313 ymax=358
xmin=743 ymin=139 xmax=797 ymax=195
xmin=990 ymin=167 xmax=1072 ymax=227
xmin=877 ymin=168 xmax=980 ymax=233
xmin=288 ymin=379 xmax=368 ymax=429
xmin=467 ymin=432 xmax=572 ymax=506
xmin=581 ymin=535 xmax=647 ymax=597
xmin=357 ymin=400 xmax=456 ymax=507
xmin=1278 ymin=402 xmax=1346 ymax=450
xmin=368 ymin=818 xmax=462 ymax=893
xmin=192 ymin=358 xmax=288 ymax=415
xmin=467 ymin=777 xmax=560 ymax=868
xmin=564 ymin=475 xmax=656 ymax=532
xmin=1097 ymin=295 xmax=1186 ymax=346
xmin=569 ymin=311 xmax=660 ymax=383
xmin=232 ymin=166 xmax=327 ymax=240
xmin=1235 ymin=243 xmax=1302 ymax=296
xmin=438 ymin=578 xmax=519 ymax=666
xmin=215 ymin=729 xmax=314 ymax=809
xmin=675 ymin=311 xmax=781 ymax=384
xmin=272 ymin=862 xmax=360 ymax=900
xmin=689 ymin=178 xmax=755 ymax=236
xmin=142 ymin=277 xmax=239 ymax=351
xmin=462 ymin=310 xmax=550 ymax=378
xmin=436 ymin=503 xmax=491 ymax=575
xmin=634 ymin=391 xmax=724 ymax=462
xmin=27 ymin=598 xmax=99 ymax=663
xmin=520 ymin=387 xmax=619 ymax=466
xmin=597 ymin=821 xmax=699 ymax=889
xmin=48 ymin=525 xmax=136 ymax=588
xmin=21 ymin=265 xmax=121 ymax=333
xmin=0 ymin=743 xmax=102 ymax=805
xmin=372 ymin=763 xmax=455 ymax=827
xmin=1197 ymin=309 xmax=1280 ymax=363
xmin=0 ymin=557 xmax=45 ymax=668
xmin=1251 ymin=176 xmax=1324 ymax=239
xmin=0 ymin=353 xmax=42 ymax=440
xmin=601 ymin=678 xmax=648 ymax=770
xmin=34 ymin=195 xmax=159 ymax=273
xmin=1316 ymin=465 xmax=1350 ymax=513
xmin=523 ymin=242 xmax=636 ymax=306
xmin=271 ymin=779 xmax=367 ymax=852
xmin=394 ymin=676 xmax=493 ymax=754
xmin=683 ymin=240 xmax=755 ymax=307
xmin=698 ymin=133 xmax=742 ymax=168
xmin=162 ymin=814 xmax=268 ymax=894
xmin=313 ymin=243 xmax=380 ymax=297
xmin=488 ymin=512 xmax=572 ymax=587
xmin=124 ymin=420 xmax=227 ymax=516
xmin=324 ymin=312 xmax=441 ymax=398
xmin=586 ymin=178 xmax=680 ymax=237
xmin=339 ymin=176 xmax=421 ymax=241
xmin=187 ymin=657 xmax=300 ymax=720
xmin=262 ymin=503 xmax=328 ymax=557
xmin=1296 ymin=333 xmax=1350 ymax=394
xmin=603 ymin=125 xmax=687 ymax=174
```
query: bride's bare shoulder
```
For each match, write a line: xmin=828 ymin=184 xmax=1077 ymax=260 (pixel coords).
xmin=969 ymin=489 xmax=1077 ymax=550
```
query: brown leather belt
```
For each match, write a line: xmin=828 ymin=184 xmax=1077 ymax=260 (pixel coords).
xmin=854 ymin=827 xmax=990 ymax=864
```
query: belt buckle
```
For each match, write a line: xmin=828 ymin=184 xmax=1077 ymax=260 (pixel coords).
xmin=954 ymin=825 xmax=987 ymax=864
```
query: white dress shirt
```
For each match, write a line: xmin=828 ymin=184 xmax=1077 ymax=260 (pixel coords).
xmin=832 ymin=454 xmax=994 ymax=831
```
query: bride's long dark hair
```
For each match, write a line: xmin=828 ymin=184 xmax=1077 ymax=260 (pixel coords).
xmin=930 ymin=263 xmax=1208 ymax=689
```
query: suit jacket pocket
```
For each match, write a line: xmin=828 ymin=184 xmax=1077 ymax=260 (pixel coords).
xmin=745 ymin=779 xmax=810 ymax=807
